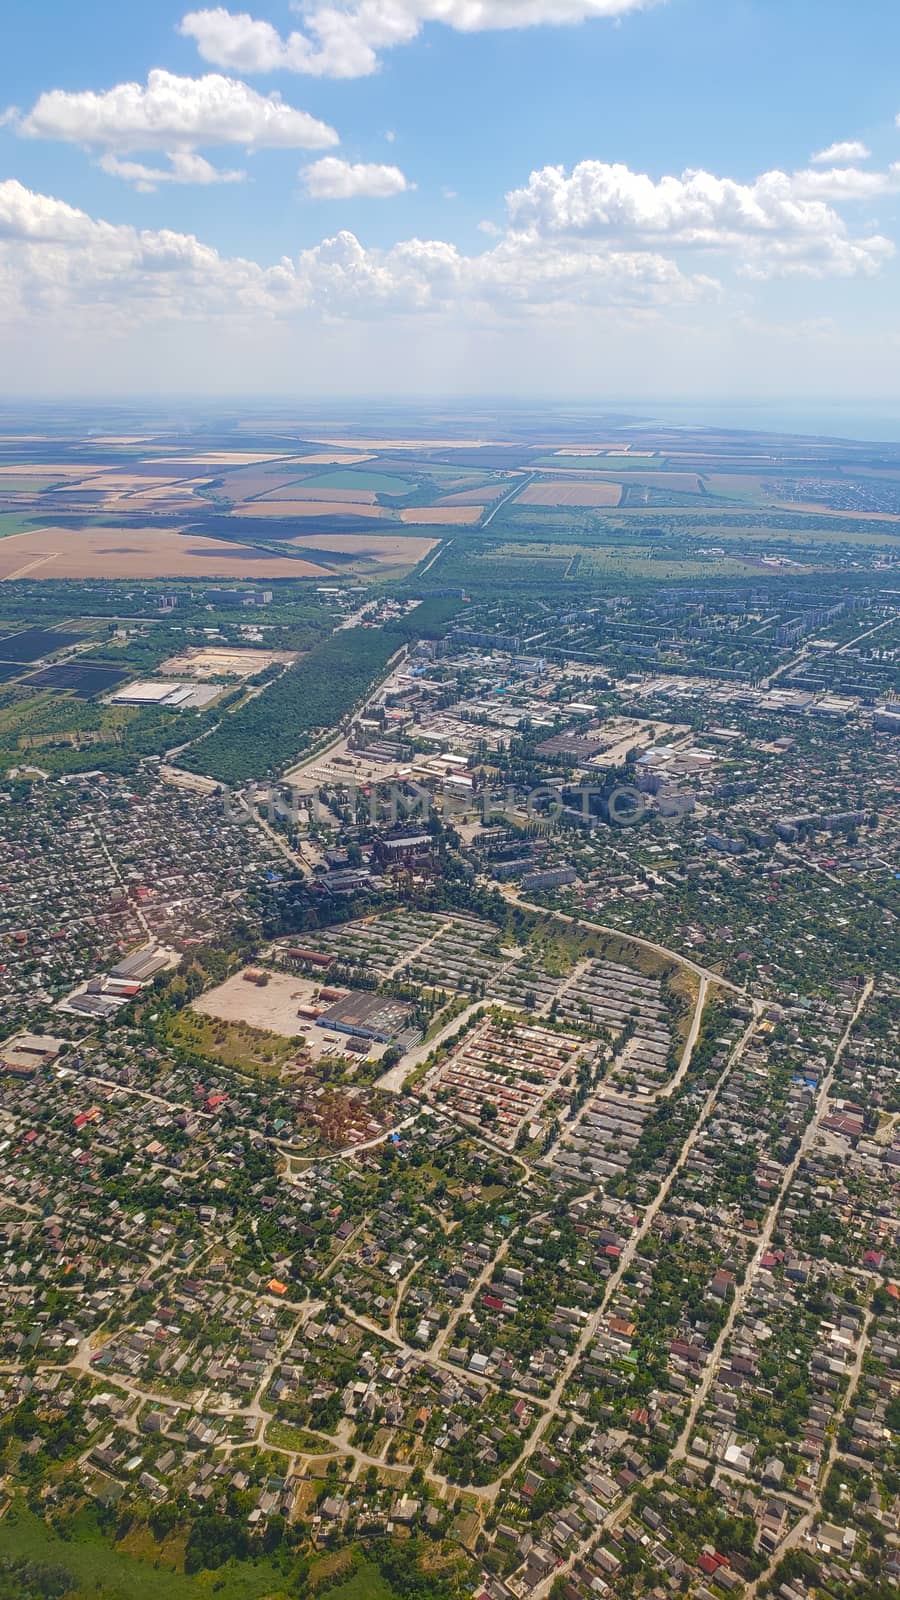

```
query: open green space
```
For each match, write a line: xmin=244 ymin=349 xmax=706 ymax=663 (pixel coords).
xmin=166 ymin=1007 xmax=300 ymax=1077
xmin=0 ymin=1502 xmax=295 ymax=1600
xmin=325 ymin=1563 xmax=396 ymax=1600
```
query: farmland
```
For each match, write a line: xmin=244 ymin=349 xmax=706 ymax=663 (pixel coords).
xmin=286 ymin=531 xmax=437 ymax=565
xmin=255 ymin=485 xmax=379 ymax=503
xmin=0 ymin=526 xmax=331 ymax=581
xmin=233 ymin=499 xmax=388 ymax=518
xmin=294 ymin=467 xmax=417 ymax=495
xmin=517 ymin=480 xmax=622 ymax=507
xmin=400 ymin=505 xmax=482 ymax=524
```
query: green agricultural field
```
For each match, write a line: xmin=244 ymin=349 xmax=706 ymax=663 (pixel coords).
xmin=0 ymin=512 xmax=42 ymax=538
xmin=0 ymin=689 xmax=136 ymax=753
xmin=481 ymin=538 xmax=766 ymax=581
xmin=301 ymin=468 xmax=417 ymax=495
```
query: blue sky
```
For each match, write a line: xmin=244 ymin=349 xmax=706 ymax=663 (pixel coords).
xmin=2 ymin=0 xmax=900 ymax=402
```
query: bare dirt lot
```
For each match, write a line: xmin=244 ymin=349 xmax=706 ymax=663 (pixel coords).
xmin=193 ymin=969 xmax=362 ymax=1061
xmin=518 ymin=481 xmax=623 ymax=507
xmin=400 ymin=505 xmax=482 ymax=525
xmin=0 ymin=526 xmax=330 ymax=581
xmin=193 ymin=968 xmax=317 ymax=1038
xmin=159 ymin=646 xmax=299 ymax=680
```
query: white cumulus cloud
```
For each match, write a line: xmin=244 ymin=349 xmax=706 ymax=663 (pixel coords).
xmin=789 ymin=163 xmax=900 ymax=202
xmin=303 ymin=156 xmax=413 ymax=197
xmin=179 ymin=1 xmax=658 ymax=80
xmin=98 ymin=152 xmax=247 ymax=192
xmin=11 ymin=67 xmax=338 ymax=152
xmin=811 ymin=140 xmax=871 ymax=165
xmin=505 ymin=158 xmax=896 ymax=277
xmin=0 ymin=175 xmax=711 ymax=334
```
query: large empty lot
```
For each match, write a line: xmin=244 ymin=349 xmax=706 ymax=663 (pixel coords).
xmin=0 ymin=527 xmax=330 ymax=580
xmin=192 ymin=968 xmax=318 ymax=1038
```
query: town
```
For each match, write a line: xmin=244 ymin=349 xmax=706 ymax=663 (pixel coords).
xmin=0 ymin=407 xmax=897 ymax=1600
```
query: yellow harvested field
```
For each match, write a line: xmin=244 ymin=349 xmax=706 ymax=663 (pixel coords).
xmin=769 ymin=501 xmax=900 ymax=521
xmin=293 ymin=452 xmax=375 ymax=465
xmin=120 ymin=483 xmax=212 ymax=499
xmin=234 ymin=500 xmax=387 ymax=519
xmin=288 ymin=532 xmax=436 ymax=563
xmin=258 ymin=485 xmax=377 ymax=504
xmin=150 ymin=452 xmax=294 ymax=465
xmin=0 ymin=526 xmax=330 ymax=581
xmin=518 ymin=481 xmax=622 ymax=507
xmin=400 ymin=505 xmax=483 ymax=525
xmin=73 ymin=471 xmax=194 ymax=490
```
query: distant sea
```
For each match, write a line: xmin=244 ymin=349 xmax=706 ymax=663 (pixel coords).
xmin=626 ymin=399 xmax=900 ymax=445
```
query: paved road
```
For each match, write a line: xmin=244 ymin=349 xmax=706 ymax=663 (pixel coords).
xmin=375 ymin=1000 xmax=484 ymax=1091
xmin=481 ymin=471 xmax=536 ymax=527
xmin=661 ymin=973 xmax=709 ymax=1099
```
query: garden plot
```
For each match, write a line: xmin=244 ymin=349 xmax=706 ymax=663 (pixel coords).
xmin=424 ymin=1015 xmax=583 ymax=1147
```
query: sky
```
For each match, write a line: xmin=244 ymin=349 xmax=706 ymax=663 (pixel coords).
xmin=3 ymin=0 xmax=900 ymax=411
